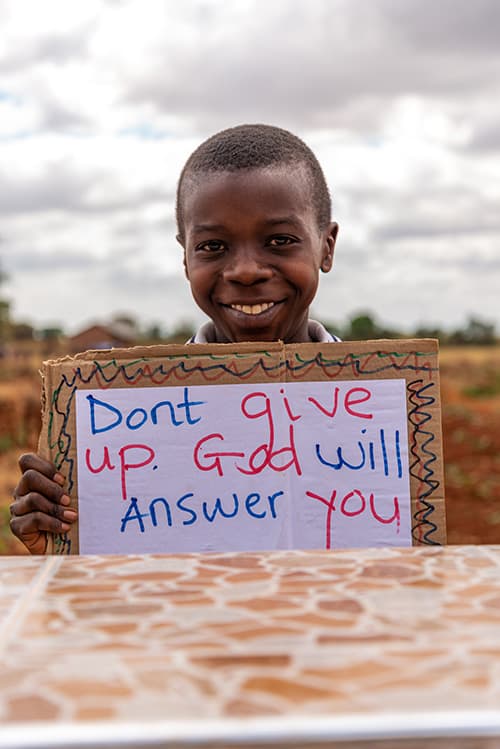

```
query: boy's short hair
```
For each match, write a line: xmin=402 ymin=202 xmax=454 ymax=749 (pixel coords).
xmin=176 ymin=123 xmax=331 ymax=240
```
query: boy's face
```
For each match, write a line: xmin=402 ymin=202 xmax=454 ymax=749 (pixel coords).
xmin=179 ymin=166 xmax=338 ymax=343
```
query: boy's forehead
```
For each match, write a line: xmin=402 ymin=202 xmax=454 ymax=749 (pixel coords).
xmin=183 ymin=164 xmax=314 ymax=217
xmin=188 ymin=163 xmax=309 ymax=189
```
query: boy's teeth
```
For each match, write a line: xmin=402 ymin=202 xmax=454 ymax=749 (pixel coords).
xmin=231 ymin=302 xmax=274 ymax=315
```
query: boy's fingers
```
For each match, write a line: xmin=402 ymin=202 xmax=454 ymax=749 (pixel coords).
xmin=18 ymin=453 xmax=63 ymax=483
xmin=10 ymin=512 xmax=71 ymax=539
xmin=12 ymin=454 xmax=71 ymax=555
xmin=15 ymin=470 xmax=68 ymax=505
xmin=9 ymin=529 xmax=48 ymax=556
xmin=10 ymin=494 xmax=77 ymax=523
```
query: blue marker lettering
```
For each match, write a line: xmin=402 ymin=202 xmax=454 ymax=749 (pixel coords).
xmin=267 ymin=490 xmax=284 ymax=519
xmin=120 ymin=497 xmax=148 ymax=533
xmin=177 ymin=387 xmax=206 ymax=425
xmin=315 ymin=442 xmax=366 ymax=471
xmin=87 ymin=394 xmax=122 ymax=434
xmin=245 ymin=493 xmax=266 ymax=519
xmin=150 ymin=497 xmax=172 ymax=527
xmin=202 ymin=494 xmax=239 ymax=522
xmin=380 ymin=428 xmax=389 ymax=476
xmin=151 ymin=399 xmax=183 ymax=427
xmin=126 ymin=407 xmax=148 ymax=430
xmin=395 ymin=429 xmax=402 ymax=478
xmin=176 ymin=493 xmax=197 ymax=525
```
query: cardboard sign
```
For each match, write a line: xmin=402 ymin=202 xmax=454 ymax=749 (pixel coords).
xmin=39 ymin=339 xmax=446 ymax=554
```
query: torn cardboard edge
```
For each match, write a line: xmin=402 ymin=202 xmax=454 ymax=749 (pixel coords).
xmin=39 ymin=338 xmax=445 ymax=554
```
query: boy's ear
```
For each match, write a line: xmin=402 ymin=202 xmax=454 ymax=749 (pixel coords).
xmin=320 ymin=222 xmax=338 ymax=273
xmin=176 ymin=233 xmax=189 ymax=279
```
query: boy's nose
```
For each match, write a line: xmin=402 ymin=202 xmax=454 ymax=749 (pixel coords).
xmin=222 ymin=250 xmax=273 ymax=285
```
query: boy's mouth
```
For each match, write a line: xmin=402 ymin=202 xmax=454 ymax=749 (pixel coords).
xmin=228 ymin=302 xmax=276 ymax=316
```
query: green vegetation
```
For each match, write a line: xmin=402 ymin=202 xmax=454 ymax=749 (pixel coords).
xmin=463 ymin=370 xmax=500 ymax=398
xmin=324 ymin=312 xmax=498 ymax=346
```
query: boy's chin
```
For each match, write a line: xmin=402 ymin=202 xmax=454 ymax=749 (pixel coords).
xmin=221 ymin=327 xmax=296 ymax=344
xmin=212 ymin=307 xmax=308 ymax=344
xmin=221 ymin=331 xmax=277 ymax=344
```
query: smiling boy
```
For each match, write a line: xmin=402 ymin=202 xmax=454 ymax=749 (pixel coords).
xmin=178 ymin=125 xmax=338 ymax=345
xmin=10 ymin=123 xmax=340 ymax=553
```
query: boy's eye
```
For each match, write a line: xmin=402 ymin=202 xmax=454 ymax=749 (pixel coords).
xmin=268 ymin=235 xmax=296 ymax=247
xmin=196 ymin=239 xmax=225 ymax=253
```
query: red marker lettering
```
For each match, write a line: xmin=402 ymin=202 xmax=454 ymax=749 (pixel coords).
xmin=118 ymin=443 xmax=155 ymax=500
xmin=193 ymin=433 xmax=245 ymax=477
xmin=370 ymin=492 xmax=400 ymax=532
xmin=344 ymin=387 xmax=373 ymax=419
xmin=85 ymin=446 xmax=115 ymax=474
xmin=308 ymin=386 xmax=373 ymax=420
xmin=306 ymin=489 xmax=337 ymax=549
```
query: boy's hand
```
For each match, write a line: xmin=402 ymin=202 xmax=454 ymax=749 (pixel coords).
xmin=10 ymin=454 xmax=78 ymax=555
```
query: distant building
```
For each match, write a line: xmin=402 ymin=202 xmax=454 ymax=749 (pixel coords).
xmin=68 ymin=321 xmax=137 ymax=354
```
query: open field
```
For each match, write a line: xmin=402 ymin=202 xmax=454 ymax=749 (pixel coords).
xmin=0 ymin=345 xmax=499 ymax=553
xmin=439 ymin=346 xmax=500 ymax=543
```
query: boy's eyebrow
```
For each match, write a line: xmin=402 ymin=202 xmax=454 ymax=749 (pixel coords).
xmin=191 ymin=216 xmax=304 ymax=235
xmin=265 ymin=216 xmax=303 ymax=228
xmin=192 ymin=223 xmax=227 ymax=234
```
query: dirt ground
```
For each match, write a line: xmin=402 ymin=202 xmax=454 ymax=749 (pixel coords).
xmin=0 ymin=345 xmax=499 ymax=553
xmin=439 ymin=346 xmax=500 ymax=544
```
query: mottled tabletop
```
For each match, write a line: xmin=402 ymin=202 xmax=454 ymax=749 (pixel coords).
xmin=1 ymin=546 xmax=500 ymax=748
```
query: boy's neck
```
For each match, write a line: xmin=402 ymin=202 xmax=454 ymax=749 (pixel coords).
xmin=189 ymin=320 xmax=340 ymax=344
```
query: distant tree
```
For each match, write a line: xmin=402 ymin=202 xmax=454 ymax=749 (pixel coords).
xmin=341 ymin=312 xmax=403 ymax=341
xmin=142 ymin=323 xmax=166 ymax=342
xmin=11 ymin=322 xmax=35 ymax=341
xmin=0 ymin=300 xmax=11 ymax=343
xmin=0 ymin=262 xmax=10 ymax=343
xmin=414 ymin=325 xmax=448 ymax=344
xmin=38 ymin=326 xmax=64 ymax=341
xmin=343 ymin=313 xmax=379 ymax=340
xmin=377 ymin=324 xmax=405 ymax=339
xmin=449 ymin=316 xmax=496 ymax=346
xmin=110 ymin=313 xmax=139 ymax=334
xmin=166 ymin=322 xmax=196 ymax=343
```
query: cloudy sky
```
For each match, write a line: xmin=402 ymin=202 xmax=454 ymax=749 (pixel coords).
xmin=1 ymin=0 xmax=499 ymax=336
